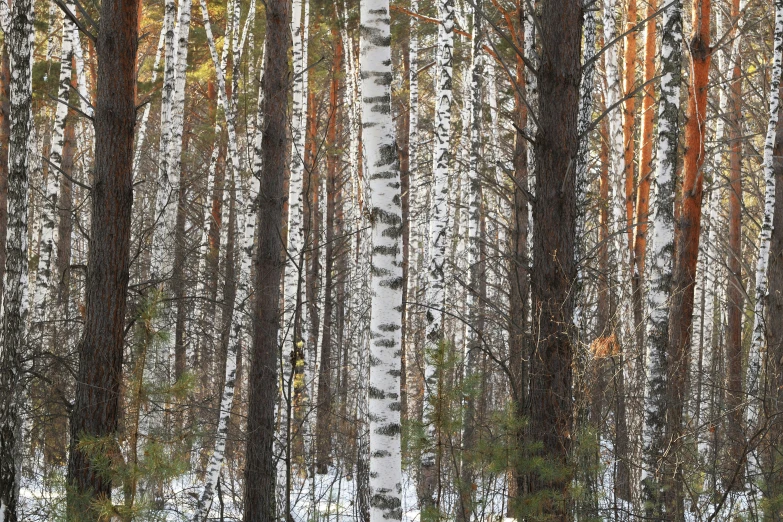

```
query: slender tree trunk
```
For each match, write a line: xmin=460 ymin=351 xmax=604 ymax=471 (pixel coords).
xmin=632 ymin=0 xmax=655 ymax=457
xmin=763 ymin=82 xmax=783 ymax=522
xmin=664 ymin=1 xmax=710 ymax=516
xmin=395 ymin=24 xmax=411 ymax=442
xmin=509 ymin=0 xmax=530 ymax=508
xmin=641 ymin=0 xmax=682 ymax=515
xmin=623 ymin=0 xmax=637 ymax=257
xmin=527 ymin=0 xmax=581 ymax=516
xmin=315 ymin=31 xmax=342 ymax=475
xmin=301 ymin=86 xmax=320 ymax=462
xmin=748 ymin=0 xmax=783 ymax=497
xmin=243 ymin=0 xmax=290 ymax=518
xmin=360 ymin=0 xmax=404 ymax=519
xmin=32 ymin=12 xmax=74 ymax=337
xmin=0 ymin=0 xmax=32 ymax=516
xmin=173 ymin=158 xmax=189 ymax=382
xmin=725 ymin=0 xmax=745 ymax=473
xmin=421 ymin=0 xmax=454 ymax=508
xmin=66 ymin=0 xmax=139 ymax=514
xmin=458 ymin=4 xmax=484 ymax=519
xmin=0 ymin=46 xmax=9 ymax=309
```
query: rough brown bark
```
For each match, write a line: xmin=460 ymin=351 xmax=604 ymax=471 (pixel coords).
xmin=57 ymin=112 xmax=75 ymax=302
xmin=66 ymin=0 xmax=139 ymax=514
xmin=527 ymin=0 xmax=582 ymax=516
xmin=725 ymin=10 xmax=745 ymax=474
xmin=305 ymin=87 xmax=320 ymax=362
xmin=243 ymin=0 xmax=290 ymax=517
xmin=509 ymin=0 xmax=530 ymax=505
xmin=315 ymin=31 xmax=342 ymax=475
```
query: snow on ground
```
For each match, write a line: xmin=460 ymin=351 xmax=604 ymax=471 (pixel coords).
xmin=16 ymin=462 xmax=768 ymax=521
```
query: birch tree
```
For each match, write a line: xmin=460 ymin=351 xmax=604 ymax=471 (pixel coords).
xmin=360 ymin=0 xmax=403 ymax=519
xmin=746 ymin=0 xmax=783 ymax=492
xmin=641 ymin=0 xmax=682 ymax=515
xmin=421 ymin=0 xmax=454 ymax=507
xmin=0 ymin=0 xmax=32 ymax=516
xmin=31 ymin=13 xmax=74 ymax=332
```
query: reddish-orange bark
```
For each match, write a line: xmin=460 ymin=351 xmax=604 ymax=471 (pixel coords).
xmin=633 ymin=0 xmax=656 ymax=279
xmin=665 ymin=0 xmax=711 ymax=515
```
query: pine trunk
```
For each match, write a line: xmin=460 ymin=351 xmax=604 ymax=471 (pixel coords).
xmin=66 ymin=0 xmax=139 ymax=515
xmin=725 ymin=0 xmax=745 ymax=472
xmin=243 ymin=0 xmax=290 ymax=517
xmin=663 ymin=1 xmax=710 ymax=516
xmin=527 ymin=0 xmax=581 ymax=516
xmin=315 ymin=31 xmax=342 ymax=475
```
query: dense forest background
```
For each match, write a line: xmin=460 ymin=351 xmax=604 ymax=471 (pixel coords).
xmin=0 ymin=0 xmax=781 ymax=519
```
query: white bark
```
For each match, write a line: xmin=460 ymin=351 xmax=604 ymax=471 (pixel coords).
xmin=422 ymin=0 xmax=454 ymax=483
xmin=0 ymin=0 xmax=32 ymax=514
xmin=149 ymin=0 xmax=178 ymax=281
xmin=524 ymin=0 xmax=537 ymax=189
xmin=747 ymin=0 xmax=783 ymax=422
xmin=745 ymin=0 xmax=783 ymax=491
xmin=191 ymin=2 xmax=254 ymax=515
xmin=641 ymin=0 xmax=682 ymax=512
xmin=133 ymin=26 xmax=166 ymax=176
xmin=603 ymin=0 xmax=632 ymax=352
xmin=283 ymin=0 xmax=310 ymax=355
xmin=360 ymin=0 xmax=403 ymax=519
xmin=31 ymin=13 xmax=73 ymax=332
xmin=192 ymin=98 xmax=261 ymax=522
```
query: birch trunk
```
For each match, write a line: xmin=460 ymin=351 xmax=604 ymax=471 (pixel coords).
xmin=281 ymin=0 xmax=309 ymax=475
xmin=421 ymin=0 xmax=454 ymax=507
xmin=746 ymin=0 xmax=783 ymax=493
xmin=360 ymin=0 xmax=404 ymax=519
xmin=0 ymin=47 xmax=9 ymax=313
xmin=458 ymin=4 xmax=483 ymax=518
xmin=133 ymin=26 xmax=166 ymax=176
xmin=148 ymin=0 xmax=178 ymax=281
xmin=641 ymin=0 xmax=682 ymax=515
xmin=761 ymin=79 xmax=783 ymax=520
xmin=31 ymin=14 xmax=74 ymax=334
xmin=0 ymin=0 xmax=32 ymax=516
xmin=194 ymin=0 xmax=260 ymax=515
